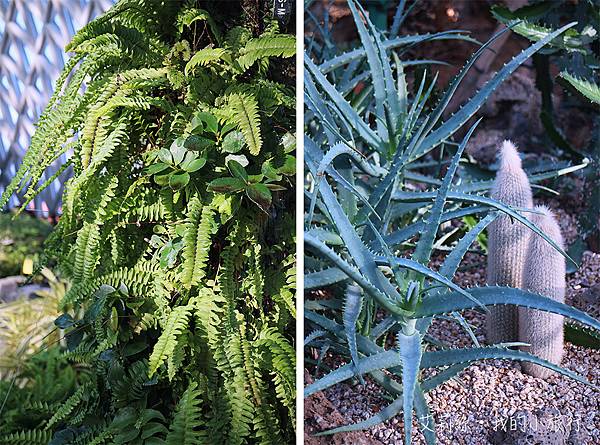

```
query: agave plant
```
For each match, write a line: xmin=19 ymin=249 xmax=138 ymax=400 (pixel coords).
xmin=304 ymin=1 xmax=598 ymax=442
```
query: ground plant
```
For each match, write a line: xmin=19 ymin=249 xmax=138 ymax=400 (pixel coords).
xmin=304 ymin=1 xmax=600 ymax=443
xmin=0 ymin=1 xmax=296 ymax=444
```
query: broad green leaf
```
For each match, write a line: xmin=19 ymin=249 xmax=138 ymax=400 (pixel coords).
xmin=245 ymin=183 xmax=271 ymax=212
xmin=221 ymin=130 xmax=245 ymax=153
xmin=207 ymin=177 xmax=245 ymax=193
xmin=169 ymin=172 xmax=190 ymax=189
xmin=227 ymin=160 xmax=248 ymax=182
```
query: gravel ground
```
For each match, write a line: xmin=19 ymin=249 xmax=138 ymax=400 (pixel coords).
xmin=307 ymin=203 xmax=600 ymax=444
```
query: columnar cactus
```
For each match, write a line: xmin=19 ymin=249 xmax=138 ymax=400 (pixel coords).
xmin=519 ymin=206 xmax=565 ymax=378
xmin=486 ymin=140 xmax=533 ymax=343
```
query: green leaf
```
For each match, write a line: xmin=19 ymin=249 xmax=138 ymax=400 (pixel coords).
xmin=146 ymin=162 xmax=170 ymax=175
xmin=559 ymin=71 xmax=600 ymax=105
xmin=207 ymin=177 xmax=246 ymax=193
xmin=180 ymin=152 xmax=206 ymax=172
xmin=245 ymin=183 xmax=271 ymax=212
xmin=178 ymin=7 xmax=221 ymax=42
xmin=185 ymin=47 xmax=227 ymax=75
xmin=238 ymin=35 xmax=295 ymax=70
xmin=170 ymin=138 xmax=187 ymax=165
xmin=184 ymin=135 xmax=213 ymax=151
xmin=222 ymin=130 xmax=246 ymax=153
xmin=169 ymin=172 xmax=190 ymax=189
xmin=192 ymin=111 xmax=218 ymax=134
xmin=227 ymin=160 xmax=248 ymax=182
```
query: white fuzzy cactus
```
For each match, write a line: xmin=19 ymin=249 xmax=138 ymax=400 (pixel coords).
xmin=519 ymin=205 xmax=565 ymax=378
xmin=486 ymin=140 xmax=533 ymax=344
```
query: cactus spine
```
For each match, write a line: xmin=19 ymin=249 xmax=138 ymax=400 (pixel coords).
xmin=519 ymin=206 xmax=565 ymax=378
xmin=486 ymin=140 xmax=533 ymax=344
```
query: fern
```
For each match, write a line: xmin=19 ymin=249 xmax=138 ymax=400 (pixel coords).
xmin=148 ymin=305 xmax=192 ymax=377
xmin=0 ymin=430 xmax=53 ymax=445
xmin=166 ymin=381 xmax=206 ymax=444
xmin=181 ymin=197 xmax=214 ymax=288
xmin=46 ymin=383 xmax=89 ymax=429
xmin=0 ymin=2 xmax=295 ymax=444
xmin=238 ymin=35 xmax=295 ymax=70
xmin=227 ymin=93 xmax=263 ymax=156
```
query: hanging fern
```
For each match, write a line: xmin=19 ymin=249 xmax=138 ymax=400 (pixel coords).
xmin=166 ymin=381 xmax=207 ymax=445
xmin=0 ymin=2 xmax=295 ymax=444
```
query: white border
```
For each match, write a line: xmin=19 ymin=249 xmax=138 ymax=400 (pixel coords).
xmin=295 ymin=0 xmax=304 ymax=442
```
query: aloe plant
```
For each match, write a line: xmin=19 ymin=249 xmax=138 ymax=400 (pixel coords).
xmin=304 ymin=1 xmax=598 ymax=443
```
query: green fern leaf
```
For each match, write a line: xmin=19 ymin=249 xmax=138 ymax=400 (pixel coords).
xmin=166 ymin=381 xmax=206 ymax=444
xmin=72 ymin=223 xmax=101 ymax=287
xmin=238 ymin=35 xmax=295 ymax=70
xmin=148 ymin=305 xmax=192 ymax=377
xmin=0 ymin=430 xmax=53 ymax=445
xmin=228 ymin=93 xmax=262 ymax=156
xmin=181 ymin=198 xmax=215 ymax=288
xmin=185 ymin=47 xmax=228 ymax=75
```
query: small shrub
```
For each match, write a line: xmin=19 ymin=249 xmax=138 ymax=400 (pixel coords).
xmin=0 ymin=212 xmax=51 ymax=278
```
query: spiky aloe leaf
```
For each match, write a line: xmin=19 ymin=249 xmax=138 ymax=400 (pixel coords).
xmin=420 ymin=347 xmax=592 ymax=386
xmin=314 ymin=363 xmax=468 ymax=436
xmin=305 ymin=267 xmax=347 ymax=290
xmin=343 ymin=284 xmax=365 ymax=384
xmin=397 ymin=330 xmax=422 ymax=445
xmin=305 ymin=56 xmax=383 ymax=150
xmin=392 ymin=190 xmax=576 ymax=266
xmin=304 ymin=233 xmax=408 ymax=317
xmin=413 ymin=22 xmax=577 ymax=160
xmin=438 ymin=212 xmax=497 ymax=279
xmin=415 ymin=286 xmax=600 ymax=333
xmin=414 ymin=383 xmax=436 ymax=445
xmin=319 ymin=31 xmax=479 ymax=73
xmin=305 ymin=344 xmax=590 ymax=398
xmin=384 ymin=206 xmax=489 ymax=247
xmin=559 ymin=71 xmax=600 ymax=105
xmin=348 ymin=0 xmax=400 ymax=139
xmin=412 ymin=119 xmax=481 ymax=266
xmin=309 ymin=154 xmax=402 ymax=301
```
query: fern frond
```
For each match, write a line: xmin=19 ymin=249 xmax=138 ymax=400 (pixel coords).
xmin=237 ymin=35 xmax=295 ymax=70
xmin=181 ymin=198 xmax=215 ymax=288
xmin=166 ymin=381 xmax=206 ymax=444
xmin=148 ymin=304 xmax=192 ymax=377
xmin=185 ymin=47 xmax=228 ymax=75
xmin=72 ymin=223 xmax=101 ymax=282
xmin=0 ymin=430 xmax=53 ymax=445
xmin=227 ymin=93 xmax=262 ymax=156
xmin=46 ymin=383 xmax=89 ymax=429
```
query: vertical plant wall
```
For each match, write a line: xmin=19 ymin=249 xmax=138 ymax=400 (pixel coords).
xmin=0 ymin=1 xmax=296 ymax=444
